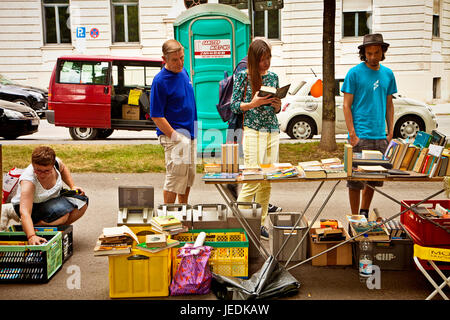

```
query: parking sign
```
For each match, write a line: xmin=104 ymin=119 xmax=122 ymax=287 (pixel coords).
xmin=76 ymin=27 xmax=86 ymax=38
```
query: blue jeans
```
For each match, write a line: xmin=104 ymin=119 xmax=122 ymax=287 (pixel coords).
xmin=14 ymin=194 xmax=88 ymax=224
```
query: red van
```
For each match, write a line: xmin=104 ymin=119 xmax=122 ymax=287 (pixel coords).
xmin=46 ymin=55 xmax=163 ymax=140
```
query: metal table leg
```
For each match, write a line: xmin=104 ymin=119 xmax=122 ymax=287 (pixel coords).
xmin=215 ymin=184 xmax=270 ymax=259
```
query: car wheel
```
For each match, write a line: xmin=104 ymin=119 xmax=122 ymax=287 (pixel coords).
xmin=287 ymin=116 xmax=317 ymax=139
xmin=69 ymin=127 xmax=99 ymax=140
xmin=96 ymin=129 xmax=114 ymax=139
xmin=394 ymin=115 xmax=425 ymax=139
xmin=12 ymin=99 xmax=30 ymax=107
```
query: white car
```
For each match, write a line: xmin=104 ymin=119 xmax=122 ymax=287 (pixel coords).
xmin=277 ymin=78 xmax=438 ymax=140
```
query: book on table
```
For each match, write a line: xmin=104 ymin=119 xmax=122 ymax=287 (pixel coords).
xmin=242 ymin=167 xmax=265 ymax=180
xmin=257 ymin=84 xmax=291 ymax=99
xmin=202 ymin=172 xmax=240 ymax=181
xmin=150 ymin=215 xmax=182 ymax=231
xmin=137 ymin=238 xmax=180 ymax=254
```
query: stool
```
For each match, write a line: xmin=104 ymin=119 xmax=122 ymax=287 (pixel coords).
xmin=413 ymin=244 xmax=450 ymax=300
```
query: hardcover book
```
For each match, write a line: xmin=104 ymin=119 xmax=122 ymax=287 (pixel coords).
xmin=257 ymin=84 xmax=291 ymax=99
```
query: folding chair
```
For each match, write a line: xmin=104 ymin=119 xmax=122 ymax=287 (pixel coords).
xmin=413 ymin=244 xmax=450 ymax=300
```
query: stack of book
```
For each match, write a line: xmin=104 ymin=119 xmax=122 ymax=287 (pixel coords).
xmin=242 ymin=167 xmax=265 ymax=180
xmin=150 ymin=215 xmax=184 ymax=234
xmin=298 ymin=160 xmax=326 ymax=178
xmin=221 ymin=144 xmax=239 ymax=173
xmin=264 ymin=164 xmax=300 ymax=180
xmin=353 ymin=165 xmax=389 ymax=179
xmin=94 ymin=225 xmax=139 ymax=256
xmin=321 ymin=158 xmax=347 ymax=178
xmin=202 ymin=172 xmax=240 ymax=181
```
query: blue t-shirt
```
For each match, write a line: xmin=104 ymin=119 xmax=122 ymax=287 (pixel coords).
xmin=341 ymin=62 xmax=397 ymax=140
xmin=150 ymin=67 xmax=197 ymax=139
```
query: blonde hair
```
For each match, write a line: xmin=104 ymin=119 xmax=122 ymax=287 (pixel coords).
xmin=162 ymin=39 xmax=183 ymax=58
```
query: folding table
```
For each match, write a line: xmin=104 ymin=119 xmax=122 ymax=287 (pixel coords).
xmin=205 ymin=175 xmax=447 ymax=272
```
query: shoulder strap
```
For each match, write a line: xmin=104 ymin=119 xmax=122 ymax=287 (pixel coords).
xmin=55 ymin=160 xmax=60 ymax=172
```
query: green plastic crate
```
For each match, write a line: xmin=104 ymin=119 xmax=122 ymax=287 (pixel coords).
xmin=0 ymin=231 xmax=62 ymax=283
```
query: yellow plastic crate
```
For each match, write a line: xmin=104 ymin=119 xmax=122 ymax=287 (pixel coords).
xmin=172 ymin=229 xmax=249 ymax=278
xmin=108 ymin=248 xmax=171 ymax=298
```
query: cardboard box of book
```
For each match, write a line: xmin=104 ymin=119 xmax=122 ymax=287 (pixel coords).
xmin=308 ymin=220 xmax=353 ymax=266
xmin=122 ymin=104 xmax=139 ymax=120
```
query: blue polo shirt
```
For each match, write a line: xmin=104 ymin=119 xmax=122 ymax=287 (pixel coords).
xmin=341 ymin=62 xmax=397 ymax=139
xmin=150 ymin=67 xmax=197 ymax=139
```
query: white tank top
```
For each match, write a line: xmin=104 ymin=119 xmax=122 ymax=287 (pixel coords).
xmin=11 ymin=158 xmax=63 ymax=205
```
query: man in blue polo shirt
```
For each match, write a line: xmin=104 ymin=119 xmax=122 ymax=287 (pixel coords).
xmin=342 ymin=33 xmax=397 ymax=217
xmin=151 ymin=39 xmax=197 ymax=204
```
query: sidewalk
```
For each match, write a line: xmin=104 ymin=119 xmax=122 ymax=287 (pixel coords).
xmin=1 ymin=173 xmax=448 ymax=300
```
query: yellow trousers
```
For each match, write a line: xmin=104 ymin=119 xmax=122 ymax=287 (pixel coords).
xmin=237 ymin=127 xmax=279 ymax=225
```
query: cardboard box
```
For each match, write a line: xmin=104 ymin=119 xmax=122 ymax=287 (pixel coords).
xmin=122 ymin=104 xmax=139 ymax=120
xmin=308 ymin=221 xmax=353 ymax=266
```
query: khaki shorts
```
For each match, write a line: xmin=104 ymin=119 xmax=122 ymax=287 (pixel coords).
xmin=159 ymin=135 xmax=196 ymax=195
xmin=347 ymin=138 xmax=388 ymax=190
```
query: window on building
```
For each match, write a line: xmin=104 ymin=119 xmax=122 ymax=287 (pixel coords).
xmin=111 ymin=0 xmax=139 ymax=43
xmin=433 ymin=77 xmax=441 ymax=99
xmin=433 ymin=0 xmax=440 ymax=37
xmin=42 ymin=0 xmax=71 ymax=44
xmin=254 ymin=9 xmax=280 ymax=40
xmin=342 ymin=0 xmax=372 ymax=37
xmin=184 ymin=0 xmax=208 ymax=9
xmin=59 ymin=61 xmax=109 ymax=85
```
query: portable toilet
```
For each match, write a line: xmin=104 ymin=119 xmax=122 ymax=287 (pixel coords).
xmin=173 ymin=3 xmax=250 ymax=156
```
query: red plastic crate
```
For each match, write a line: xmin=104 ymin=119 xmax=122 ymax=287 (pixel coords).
xmin=400 ymin=200 xmax=450 ymax=246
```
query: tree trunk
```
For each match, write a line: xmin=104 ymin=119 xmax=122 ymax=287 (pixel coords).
xmin=319 ymin=0 xmax=337 ymax=152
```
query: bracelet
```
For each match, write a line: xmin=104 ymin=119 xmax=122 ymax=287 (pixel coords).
xmin=27 ymin=234 xmax=36 ymax=240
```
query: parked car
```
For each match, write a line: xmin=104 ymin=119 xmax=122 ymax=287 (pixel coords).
xmin=277 ymin=78 xmax=438 ymax=140
xmin=0 ymin=74 xmax=48 ymax=117
xmin=0 ymin=99 xmax=40 ymax=139
xmin=46 ymin=55 xmax=163 ymax=140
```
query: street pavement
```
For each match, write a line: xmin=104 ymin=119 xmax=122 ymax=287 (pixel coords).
xmin=1 ymin=172 xmax=448 ymax=301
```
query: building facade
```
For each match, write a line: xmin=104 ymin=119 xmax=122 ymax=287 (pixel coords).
xmin=0 ymin=0 xmax=448 ymax=103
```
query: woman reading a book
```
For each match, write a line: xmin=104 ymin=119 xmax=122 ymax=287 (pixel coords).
xmin=230 ymin=38 xmax=281 ymax=239
xmin=10 ymin=146 xmax=89 ymax=245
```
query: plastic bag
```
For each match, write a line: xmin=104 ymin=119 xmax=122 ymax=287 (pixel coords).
xmin=2 ymin=168 xmax=24 ymax=204
xmin=170 ymin=243 xmax=212 ymax=296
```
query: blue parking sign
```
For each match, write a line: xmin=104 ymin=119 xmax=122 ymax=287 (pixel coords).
xmin=76 ymin=27 xmax=86 ymax=38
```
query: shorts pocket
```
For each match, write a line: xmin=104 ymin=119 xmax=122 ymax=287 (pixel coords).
xmin=167 ymin=160 xmax=189 ymax=177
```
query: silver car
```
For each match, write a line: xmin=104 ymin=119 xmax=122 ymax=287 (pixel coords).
xmin=277 ymin=78 xmax=438 ymax=140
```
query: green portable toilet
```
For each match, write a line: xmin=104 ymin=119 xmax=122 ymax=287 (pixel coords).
xmin=173 ymin=3 xmax=250 ymax=156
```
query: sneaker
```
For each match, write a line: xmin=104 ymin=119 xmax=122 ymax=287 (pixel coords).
xmin=260 ymin=226 xmax=269 ymax=240
xmin=268 ymin=203 xmax=282 ymax=213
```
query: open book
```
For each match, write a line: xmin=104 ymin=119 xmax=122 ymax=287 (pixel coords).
xmin=257 ymin=84 xmax=291 ymax=99
xmin=102 ymin=225 xmax=139 ymax=243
